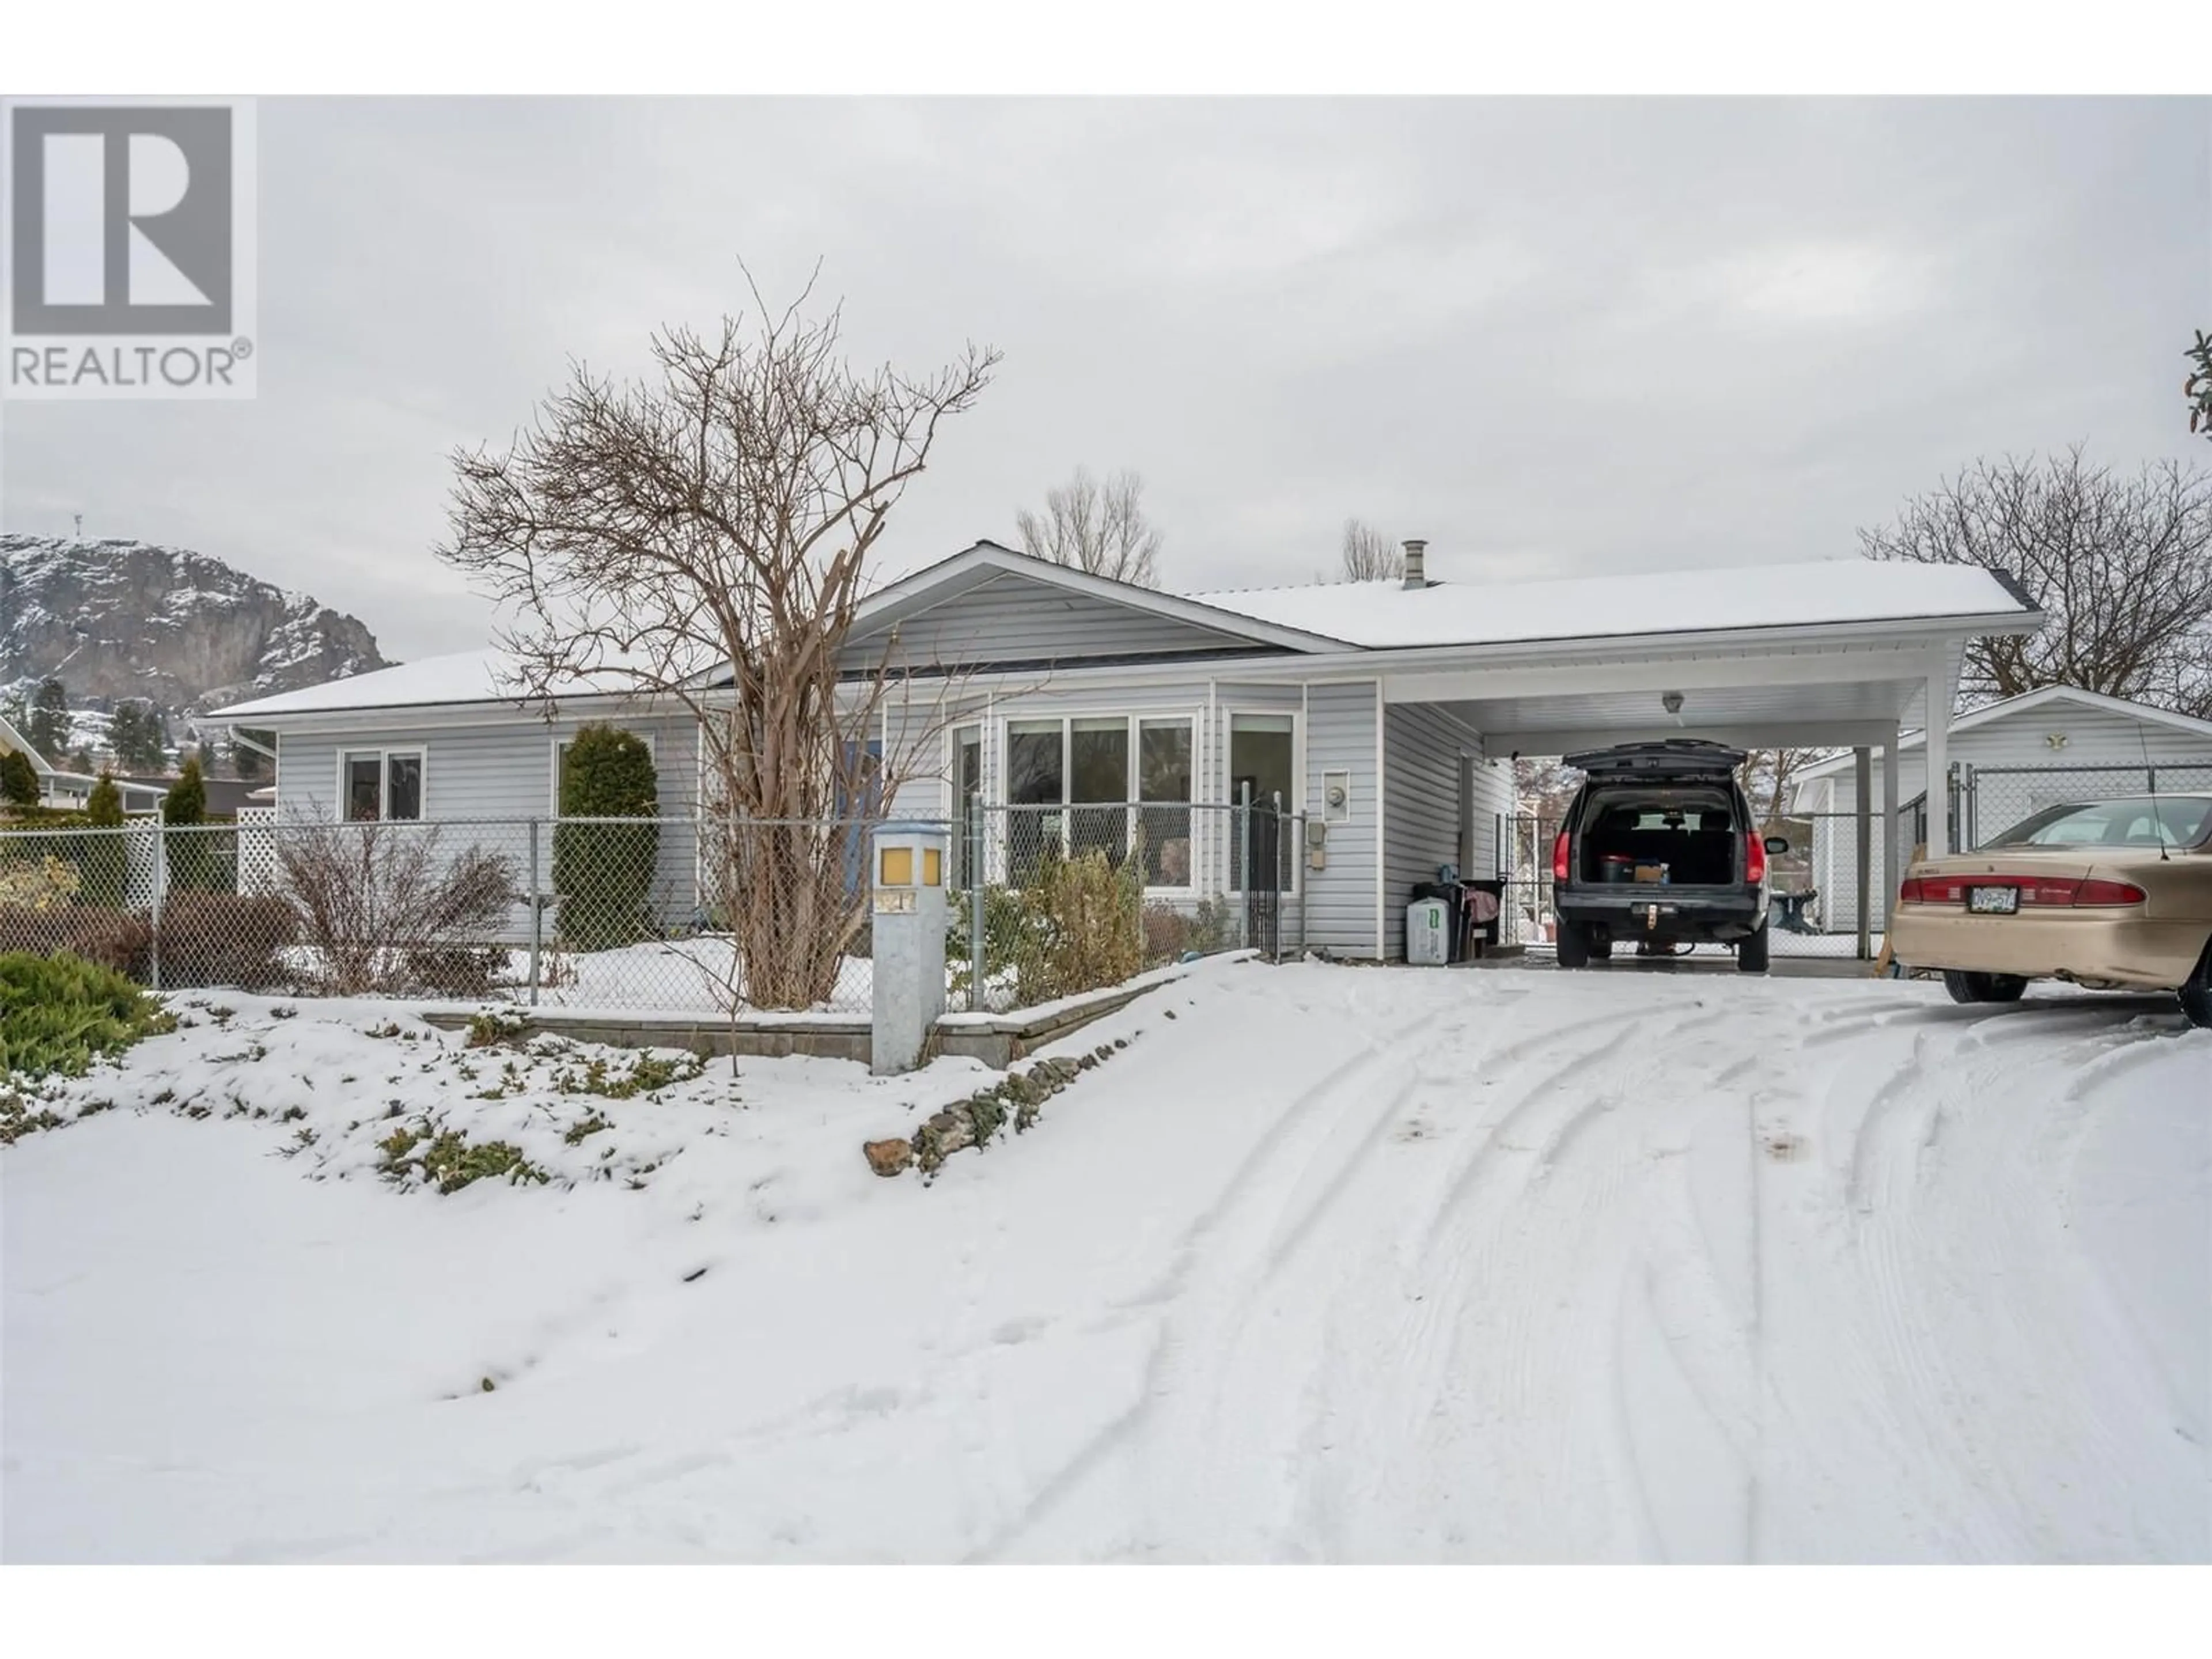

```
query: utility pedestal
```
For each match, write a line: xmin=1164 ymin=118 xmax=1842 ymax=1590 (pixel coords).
xmin=870 ymin=822 xmax=948 ymax=1075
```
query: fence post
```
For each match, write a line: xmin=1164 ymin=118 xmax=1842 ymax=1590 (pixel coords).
xmin=149 ymin=817 xmax=166 ymax=993
xmin=969 ymin=809 xmax=986 ymax=1013
xmin=1239 ymin=779 xmax=1253 ymax=952
xmin=527 ymin=817 xmax=543 ymax=1006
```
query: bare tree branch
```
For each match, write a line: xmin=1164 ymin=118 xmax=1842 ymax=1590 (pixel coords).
xmin=1014 ymin=467 xmax=1164 ymax=588
xmin=437 ymin=271 xmax=999 ymax=1007
xmin=1339 ymin=518 xmax=1404 ymax=583
xmin=1859 ymin=446 xmax=2212 ymax=719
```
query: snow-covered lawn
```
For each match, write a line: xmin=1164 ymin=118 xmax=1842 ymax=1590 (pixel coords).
xmin=3 ymin=960 xmax=2205 ymax=1562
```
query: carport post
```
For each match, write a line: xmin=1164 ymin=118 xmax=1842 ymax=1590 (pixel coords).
xmin=1923 ymin=667 xmax=1950 ymax=857
xmin=1882 ymin=734 xmax=1901 ymax=944
xmin=1854 ymin=747 xmax=1872 ymax=961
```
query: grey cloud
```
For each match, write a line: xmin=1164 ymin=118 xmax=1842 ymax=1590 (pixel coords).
xmin=3 ymin=96 xmax=2204 ymax=658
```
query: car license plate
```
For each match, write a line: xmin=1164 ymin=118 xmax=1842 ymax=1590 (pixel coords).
xmin=1968 ymin=885 xmax=2019 ymax=915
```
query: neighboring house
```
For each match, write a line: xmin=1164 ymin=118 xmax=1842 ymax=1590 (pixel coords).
xmin=1788 ymin=685 xmax=2212 ymax=933
xmin=0 ymin=715 xmax=166 ymax=812
xmin=117 ymin=772 xmax=264 ymax=816
xmin=209 ymin=539 xmax=2039 ymax=960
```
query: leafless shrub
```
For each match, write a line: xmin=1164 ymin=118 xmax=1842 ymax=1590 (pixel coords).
xmin=276 ymin=820 xmax=521 ymax=997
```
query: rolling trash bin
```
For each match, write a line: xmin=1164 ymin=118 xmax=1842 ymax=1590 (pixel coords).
xmin=1407 ymin=897 xmax=1452 ymax=966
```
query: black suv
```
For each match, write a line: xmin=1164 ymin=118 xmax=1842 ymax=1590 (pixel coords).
xmin=1549 ymin=740 xmax=1786 ymax=972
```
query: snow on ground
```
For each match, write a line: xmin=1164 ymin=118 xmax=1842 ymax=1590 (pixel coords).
xmin=2 ymin=960 xmax=2206 ymax=1562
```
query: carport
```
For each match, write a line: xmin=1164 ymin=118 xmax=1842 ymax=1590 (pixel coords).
xmin=1200 ymin=555 xmax=2046 ymax=960
xmin=1372 ymin=594 xmax=2040 ymax=953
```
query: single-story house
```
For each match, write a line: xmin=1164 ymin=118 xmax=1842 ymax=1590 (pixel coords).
xmin=210 ymin=539 xmax=2041 ymax=959
xmin=1787 ymin=685 xmax=2212 ymax=933
xmin=0 ymin=715 xmax=168 ymax=812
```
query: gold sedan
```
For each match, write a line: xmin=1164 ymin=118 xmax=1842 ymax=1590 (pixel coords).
xmin=1889 ymin=794 xmax=2212 ymax=1027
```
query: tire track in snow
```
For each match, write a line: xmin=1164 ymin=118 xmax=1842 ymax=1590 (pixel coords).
xmin=972 ymin=995 xmax=1450 ymax=1560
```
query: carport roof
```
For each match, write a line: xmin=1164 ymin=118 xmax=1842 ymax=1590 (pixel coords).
xmin=1190 ymin=558 xmax=2035 ymax=651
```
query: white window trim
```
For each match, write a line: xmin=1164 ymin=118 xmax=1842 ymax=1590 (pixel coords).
xmin=991 ymin=708 xmax=1203 ymax=896
xmin=335 ymin=746 xmax=427 ymax=823
xmin=1225 ymin=706 xmax=1304 ymax=897
xmin=549 ymin=729 xmax=660 ymax=816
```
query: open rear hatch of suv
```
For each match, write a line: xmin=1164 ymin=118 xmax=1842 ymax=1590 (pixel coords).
xmin=1563 ymin=739 xmax=1745 ymax=784
xmin=1564 ymin=741 xmax=1751 ymax=890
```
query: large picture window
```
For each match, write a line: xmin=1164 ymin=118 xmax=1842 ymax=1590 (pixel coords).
xmin=342 ymin=749 xmax=424 ymax=822
xmin=1001 ymin=714 xmax=1195 ymax=887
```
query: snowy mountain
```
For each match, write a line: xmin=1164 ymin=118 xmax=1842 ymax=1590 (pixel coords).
xmin=0 ymin=535 xmax=391 ymax=723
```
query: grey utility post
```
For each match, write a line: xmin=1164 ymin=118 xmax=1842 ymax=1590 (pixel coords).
xmin=870 ymin=821 xmax=949 ymax=1075
xmin=527 ymin=818 xmax=543 ymax=1006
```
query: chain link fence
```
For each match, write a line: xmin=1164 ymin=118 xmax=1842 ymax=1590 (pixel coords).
xmin=0 ymin=799 xmax=1307 ymax=1018
xmin=1963 ymin=763 xmax=2212 ymax=848
xmin=952 ymin=798 xmax=1305 ymax=1012
xmin=0 ymin=813 xmax=887 ymax=1015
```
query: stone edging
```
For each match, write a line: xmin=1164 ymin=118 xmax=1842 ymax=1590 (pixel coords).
xmin=863 ymin=1033 xmax=1136 ymax=1183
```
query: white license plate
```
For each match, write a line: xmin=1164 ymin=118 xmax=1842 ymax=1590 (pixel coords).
xmin=1968 ymin=885 xmax=2019 ymax=915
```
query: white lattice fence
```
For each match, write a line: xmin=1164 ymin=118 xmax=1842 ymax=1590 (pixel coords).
xmin=236 ymin=806 xmax=278 ymax=895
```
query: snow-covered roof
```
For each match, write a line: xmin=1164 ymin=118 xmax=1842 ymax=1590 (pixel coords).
xmin=0 ymin=713 xmax=58 ymax=775
xmin=211 ymin=651 xmax=514 ymax=718
xmin=1790 ymin=685 xmax=2212 ymax=783
xmin=1185 ymin=558 xmax=2033 ymax=651
xmin=211 ymin=649 xmax=702 ymax=720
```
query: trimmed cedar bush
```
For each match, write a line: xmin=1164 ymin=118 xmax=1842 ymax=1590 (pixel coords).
xmin=155 ymin=891 xmax=297 ymax=992
xmin=0 ymin=749 xmax=40 ymax=811
xmin=80 ymin=774 xmax=129 ymax=909
xmin=162 ymin=756 xmax=225 ymax=893
xmin=0 ymin=950 xmax=172 ymax=1081
xmin=552 ymin=725 xmax=660 ymax=952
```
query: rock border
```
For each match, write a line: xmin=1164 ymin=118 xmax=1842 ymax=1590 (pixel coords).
xmin=863 ymin=1036 xmax=1134 ymax=1182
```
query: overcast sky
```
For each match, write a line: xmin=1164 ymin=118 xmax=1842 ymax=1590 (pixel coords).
xmin=3 ymin=96 xmax=2207 ymax=662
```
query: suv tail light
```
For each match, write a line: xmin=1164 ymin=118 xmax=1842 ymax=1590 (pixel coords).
xmin=1745 ymin=832 xmax=1767 ymax=884
xmin=1552 ymin=831 xmax=1570 ymax=883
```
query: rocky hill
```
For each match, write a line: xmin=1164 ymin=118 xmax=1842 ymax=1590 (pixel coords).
xmin=0 ymin=535 xmax=391 ymax=721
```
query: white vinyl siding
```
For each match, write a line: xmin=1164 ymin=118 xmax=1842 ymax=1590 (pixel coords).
xmin=276 ymin=714 xmax=702 ymax=933
xmin=1380 ymin=703 xmax=1490 ymax=960
xmin=1301 ymin=680 xmax=1381 ymax=958
xmin=837 ymin=570 xmax=1275 ymax=676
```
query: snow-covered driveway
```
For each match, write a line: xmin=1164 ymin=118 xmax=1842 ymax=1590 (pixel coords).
xmin=4 ymin=963 xmax=2205 ymax=1562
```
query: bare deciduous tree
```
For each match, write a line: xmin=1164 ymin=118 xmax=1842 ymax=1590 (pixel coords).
xmin=1339 ymin=518 xmax=1404 ymax=582
xmin=1736 ymin=748 xmax=1834 ymax=830
xmin=1859 ymin=446 xmax=2212 ymax=719
xmin=439 ymin=271 xmax=998 ymax=1009
xmin=1015 ymin=467 xmax=1162 ymax=588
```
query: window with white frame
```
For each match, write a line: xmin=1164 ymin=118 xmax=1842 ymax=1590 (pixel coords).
xmin=1002 ymin=714 xmax=1195 ymax=888
xmin=342 ymin=749 xmax=424 ymax=822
